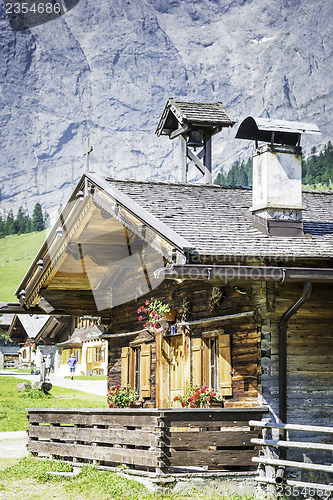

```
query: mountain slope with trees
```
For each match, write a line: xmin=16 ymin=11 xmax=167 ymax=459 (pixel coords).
xmin=0 ymin=203 xmax=49 ymax=239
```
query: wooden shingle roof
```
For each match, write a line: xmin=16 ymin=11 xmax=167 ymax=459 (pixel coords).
xmin=155 ymin=98 xmax=235 ymax=136
xmin=105 ymin=178 xmax=333 ymax=261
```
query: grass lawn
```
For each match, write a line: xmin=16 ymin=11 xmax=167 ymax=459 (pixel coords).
xmin=64 ymin=375 xmax=107 ymax=380
xmin=0 ymin=230 xmax=48 ymax=301
xmin=0 ymin=376 xmax=106 ymax=432
xmin=0 ymin=457 xmax=264 ymax=500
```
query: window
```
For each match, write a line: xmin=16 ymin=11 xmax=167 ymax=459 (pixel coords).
xmin=61 ymin=349 xmax=71 ymax=365
xmin=121 ymin=344 xmax=151 ymax=398
xmin=209 ymin=337 xmax=218 ymax=392
xmin=133 ymin=347 xmax=141 ymax=392
xmin=73 ymin=349 xmax=81 ymax=364
xmin=94 ymin=346 xmax=104 ymax=363
xmin=192 ymin=331 xmax=233 ymax=397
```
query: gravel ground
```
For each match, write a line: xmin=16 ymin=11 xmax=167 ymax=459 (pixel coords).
xmin=0 ymin=432 xmax=28 ymax=459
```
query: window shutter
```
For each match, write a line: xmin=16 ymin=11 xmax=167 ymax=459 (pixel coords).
xmin=140 ymin=344 xmax=151 ymax=398
xmin=218 ymin=334 xmax=232 ymax=396
xmin=121 ymin=346 xmax=130 ymax=387
xmin=192 ymin=337 xmax=202 ymax=386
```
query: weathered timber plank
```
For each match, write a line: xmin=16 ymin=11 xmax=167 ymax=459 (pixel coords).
xmin=169 ymin=449 xmax=255 ymax=468
xmin=27 ymin=441 xmax=160 ymax=467
xmin=164 ymin=410 xmax=267 ymax=428
xmin=168 ymin=430 xmax=259 ymax=448
xmin=28 ymin=413 xmax=160 ymax=428
xmin=28 ymin=425 xmax=160 ymax=447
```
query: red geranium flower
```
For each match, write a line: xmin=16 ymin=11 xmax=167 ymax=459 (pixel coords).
xmin=181 ymin=401 xmax=186 ymax=407
xmin=145 ymin=300 xmax=149 ymax=305
xmin=190 ymin=403 xmax=195 ymax=408
xmin=138 ymin=315 xmax=143 ymax=321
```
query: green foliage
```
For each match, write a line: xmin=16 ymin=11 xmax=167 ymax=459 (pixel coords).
xmin=302 ymin=140 xmax=333 ymax=186
xmin=32 ymin=202 xmax=45 ymax=232
xmin=0 ymin=376 xmax=106 ymax=431
xmin=0 ymin=457 xmax=264 ymax=499
xmin=0 ymin=203 xmax=49 ymax=239
xmin=214 ymin=158 xmax=253 ymax=187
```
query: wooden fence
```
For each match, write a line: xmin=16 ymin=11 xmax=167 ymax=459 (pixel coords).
xmin=249 ymin=420 xmax=333 ymax=495
xmin=27 ymin=407 xmax=267 ymax=473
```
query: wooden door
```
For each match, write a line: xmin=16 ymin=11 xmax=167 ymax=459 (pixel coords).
xmin=86 ymin=347 xmax=94 ymax=372
xmin=169 ymin=335 xmax=184 ymax=407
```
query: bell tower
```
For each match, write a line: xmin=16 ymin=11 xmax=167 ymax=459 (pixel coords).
xmin=156 ymin=98 xmax=235 ymax=183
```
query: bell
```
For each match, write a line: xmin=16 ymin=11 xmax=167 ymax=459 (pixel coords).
xmin=187 ymin=130 xmax=203 ymax=149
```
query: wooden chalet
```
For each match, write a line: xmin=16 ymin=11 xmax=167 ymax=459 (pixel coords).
xmin=3 ymin=102 xmax=333 ymax=490
xmin=0 ymin=314 xmax=19 ymax=369
xmin=8 ymin=314 xmax=70 ymax=370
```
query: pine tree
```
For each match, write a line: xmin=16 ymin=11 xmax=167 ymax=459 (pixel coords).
xmin=15 ymin=206 xmax=27 ymax=234
xmin=4 ymin=210 xmax=14 ymax=236
xmin=32 ymin=203 xmax=45 ymax=232
xmin=0 ymin=216 xmax=4 ymax=238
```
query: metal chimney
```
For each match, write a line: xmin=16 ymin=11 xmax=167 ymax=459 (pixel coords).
xmin=236 ymin=117 xmax=320 ymax=237
xmin=156 ymin=98 xmax=235 ymax=184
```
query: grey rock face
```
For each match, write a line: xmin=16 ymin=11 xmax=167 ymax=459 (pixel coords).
xmin=0 ymin=0 xmax=332 ymax=218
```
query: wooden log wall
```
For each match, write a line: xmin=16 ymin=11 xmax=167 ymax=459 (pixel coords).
xmin=27 ymin=407 xmax=268 ymax=472
xmin=106 ymin=280 xmax=261 ymax=408
xmin=259 ymin=279 xmax=333 ymax=476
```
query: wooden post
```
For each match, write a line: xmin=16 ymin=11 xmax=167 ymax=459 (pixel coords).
xmin=203 ymin=135 xmax=212 ymax=184
xmin=178 ymin=136 xmax=187 ymax=183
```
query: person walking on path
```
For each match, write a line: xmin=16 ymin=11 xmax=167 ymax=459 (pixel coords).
xmin=45 ymin=355 xmax=52 ymax=380
xmin=67 ymin=354 xmax=77 ymax=380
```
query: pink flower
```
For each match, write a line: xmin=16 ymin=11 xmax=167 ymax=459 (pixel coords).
xmin=188 ymin=395 xmax=194 ymax=402
xmin=190 ymin=403 xmax=195 ymax=408
xmin=151 ymin=310 xmax=156 ymax=316
xmin=155 ymin=315 xmax=159 ymax=320
xmin=138 ymin=315 xmax=143 ymax=321
xmin=149 ymin=322 xmax=154 ymax=328
xmin=201 ymin=387 xmax=207 ymax=393
xmin=144 ymin=309 xmax=149 ymax=314
xmin=181 ymin=401 xmax=186 ymax=407
xmin=137 ymin=308 xmax=142 ymax=314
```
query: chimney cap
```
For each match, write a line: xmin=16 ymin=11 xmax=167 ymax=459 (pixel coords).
xmin=235 ymin=116 xmax=320 ymax=146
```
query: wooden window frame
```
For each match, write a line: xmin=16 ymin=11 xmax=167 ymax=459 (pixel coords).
xmin=201 ymin=330 xmax=233 ymax=397
xmin=121 ymin=343 xmax=151 ymax=398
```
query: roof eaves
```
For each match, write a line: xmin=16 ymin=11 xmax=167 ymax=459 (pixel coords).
xmin=87 ymin=173 xmax=192 ymax=256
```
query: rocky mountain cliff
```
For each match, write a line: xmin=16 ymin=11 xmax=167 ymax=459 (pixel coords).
xmin=1 ymin=0 xmax=332 ymax=219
